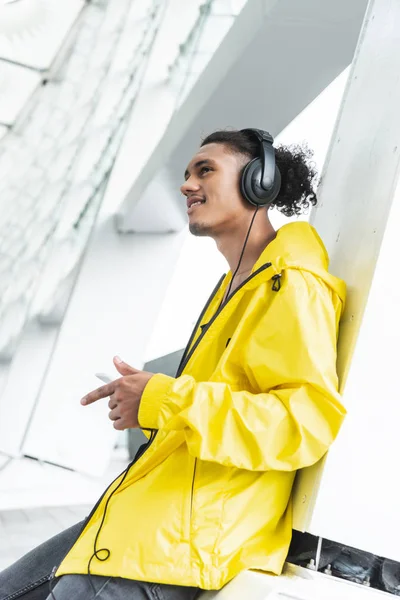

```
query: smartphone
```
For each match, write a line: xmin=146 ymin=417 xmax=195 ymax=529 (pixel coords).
xmin=95 ymin=372 xmax=114 ymax=384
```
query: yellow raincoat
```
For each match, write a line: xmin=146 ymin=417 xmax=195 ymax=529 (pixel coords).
xmin=57 ymin=221 xmax=346 ymax=590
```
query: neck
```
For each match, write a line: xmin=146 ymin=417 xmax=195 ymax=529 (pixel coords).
xmin=215 ymin=209 xmax=277 ymax=275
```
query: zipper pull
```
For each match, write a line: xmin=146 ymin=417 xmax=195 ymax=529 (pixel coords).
xmin=272 ymin=273 xmax=282 ymax=291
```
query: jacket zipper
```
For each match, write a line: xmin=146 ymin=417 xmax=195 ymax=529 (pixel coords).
xmin=176 ymin=262 xmax=272 ymax=378
xmin=175 ymin=274 xmax=226 ymax=378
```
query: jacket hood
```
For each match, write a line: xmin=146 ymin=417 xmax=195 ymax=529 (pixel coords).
xmin=252 ymin=221 xmax=346 ymax=303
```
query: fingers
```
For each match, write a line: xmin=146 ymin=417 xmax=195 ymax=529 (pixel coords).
xmin=113 ymin=356 xmax=139 ymax=376
xmin=108 ymin=406 xmax=124 ymax=431
xmin=81 ymin=382 xmax=116 ymax=406
xmin=108 ymin=406 xmax=120 ymax=422
xmin=108 ymin=396 xmax=117 ymax=410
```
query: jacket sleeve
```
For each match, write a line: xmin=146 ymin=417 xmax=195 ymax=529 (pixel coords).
xmin=138 ymin=269 xmax=346 ymax=471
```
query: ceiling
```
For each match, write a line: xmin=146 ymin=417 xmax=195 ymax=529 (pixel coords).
xmin=118 ymin=0 xmax=369 ymax=232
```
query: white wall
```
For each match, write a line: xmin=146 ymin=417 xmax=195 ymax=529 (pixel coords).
xmin=144 ymin=232 xmax=226 ymax=361
xmin=22 ymin=221 xmax=186 ymax=475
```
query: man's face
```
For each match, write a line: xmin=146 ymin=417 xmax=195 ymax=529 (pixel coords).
xmin=180 ymin=143 xmax=250 ymax=237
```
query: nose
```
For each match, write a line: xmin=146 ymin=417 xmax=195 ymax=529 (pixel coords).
xmin=180 ymin=175 xmax=200 ymax=197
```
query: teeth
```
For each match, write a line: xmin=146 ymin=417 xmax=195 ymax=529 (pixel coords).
xmin=190 ymin=201 xmax=203 ymax=208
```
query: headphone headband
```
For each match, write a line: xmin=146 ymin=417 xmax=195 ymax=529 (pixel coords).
xmin=242 ymin=128 xmax=274 ymax=146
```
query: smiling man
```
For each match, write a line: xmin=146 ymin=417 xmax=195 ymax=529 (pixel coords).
xmin=0 ymin=129 xmax=346 ymax=600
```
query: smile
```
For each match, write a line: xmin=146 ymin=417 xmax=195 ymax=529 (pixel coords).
xmin=187 ymin=198 xmax=206 ymax=213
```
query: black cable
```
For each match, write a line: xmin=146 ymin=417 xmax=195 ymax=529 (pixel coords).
xmin=222 ymin=206 xmax=260 ymax=305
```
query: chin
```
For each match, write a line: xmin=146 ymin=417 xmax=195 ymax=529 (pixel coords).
xmin=189 ymin=221 xmax=213 ymax=237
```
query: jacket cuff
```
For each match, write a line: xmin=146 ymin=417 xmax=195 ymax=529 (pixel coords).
xmin=138 ymin=373 xmax=175 ymax=430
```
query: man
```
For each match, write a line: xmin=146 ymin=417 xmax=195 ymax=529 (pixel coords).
xmin=0 ymin=129 xmax=346 ymax=600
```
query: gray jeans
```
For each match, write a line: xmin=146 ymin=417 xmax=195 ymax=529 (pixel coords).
xmin=0 ymin=521 xmax=199 ymax=600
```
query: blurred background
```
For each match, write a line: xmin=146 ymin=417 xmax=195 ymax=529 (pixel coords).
xmin=0 ymin=0 xmax=370 ymax=579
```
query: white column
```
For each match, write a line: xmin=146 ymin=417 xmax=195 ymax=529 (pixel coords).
xmin=292 ymin=0 xmax=400 ymax=563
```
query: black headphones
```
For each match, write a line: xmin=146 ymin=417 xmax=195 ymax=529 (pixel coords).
xmin=240 ymin=128 xmax=281 ymax=207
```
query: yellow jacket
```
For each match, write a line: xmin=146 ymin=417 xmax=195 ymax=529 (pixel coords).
xmin=57 ymin=222 xmax=346 ymax=590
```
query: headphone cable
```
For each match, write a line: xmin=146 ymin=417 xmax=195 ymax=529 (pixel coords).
xmin=222 ymin=206 xmax=260 ymax=304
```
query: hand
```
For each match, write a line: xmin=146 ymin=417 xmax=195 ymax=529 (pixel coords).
xmin=80 ymin=356 xmax=154 ymax=430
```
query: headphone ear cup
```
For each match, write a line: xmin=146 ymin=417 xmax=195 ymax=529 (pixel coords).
xmin=240 ymin=158 xmax=260 ymax=206
xmin=241 ymin=158 xmax=281 ymax=207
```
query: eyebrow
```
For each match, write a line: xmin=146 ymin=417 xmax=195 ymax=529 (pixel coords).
xmin=184 ymin=158 xmax=214 ymax=180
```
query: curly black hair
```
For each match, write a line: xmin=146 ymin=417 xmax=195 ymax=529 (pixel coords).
xmin=201 ymin=129 xmax=318 ymax=217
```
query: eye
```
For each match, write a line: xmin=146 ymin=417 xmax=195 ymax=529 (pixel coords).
xmin=200 ymin=166 xmax=212 ymax=175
